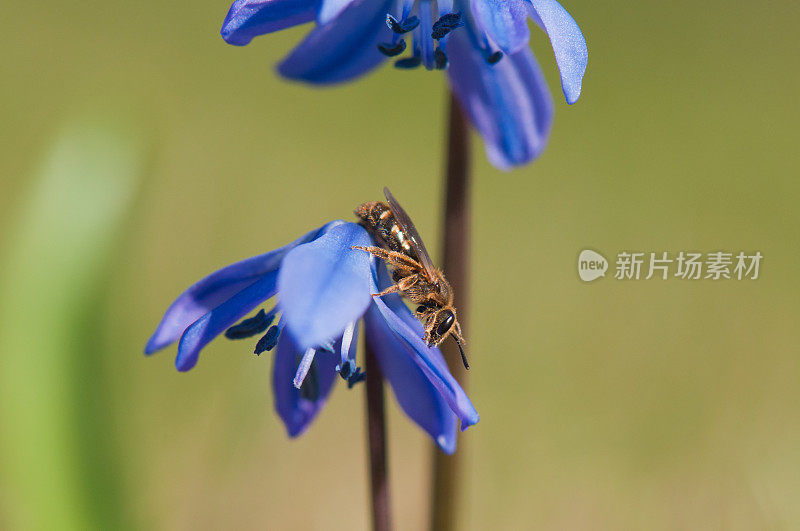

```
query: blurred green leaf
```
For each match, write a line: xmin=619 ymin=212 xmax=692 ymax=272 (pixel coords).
xmin=0 ymin=120 xmax=144 ymax=530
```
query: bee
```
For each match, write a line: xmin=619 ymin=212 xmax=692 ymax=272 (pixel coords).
xmin=353 ymin=187 xmax=469 ymax=370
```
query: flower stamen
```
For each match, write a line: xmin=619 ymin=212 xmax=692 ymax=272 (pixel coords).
xmin=386 ymin=14 xmax=420 ymax=34
xmin=487 ymin=51 xmax=503 ymax=64
xmin=298 ymin=361 xmax=320 ymax=401
xmin=293 ymin=348 xmax=317 ymax=389
xmin=382 ymin=5 xmax=464 ymax=70
xmin=336 ymin=359 xmax=367 ymax=388
xmin=378 ymin=40 xmax=407 ymax=57
xmin=434 ymin=47 xmax=448 ymax=69
xmin=431 ymin=12 xmax=463 ymax=40
xmin=254 ymin=324 xmax=281 ymax=354
xmin=394 ymin=56 xmax=422 ymax=69
xmin=224 ymin=308 xmax=275 ymax=339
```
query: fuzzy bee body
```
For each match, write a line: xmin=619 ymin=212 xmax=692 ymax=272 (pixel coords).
xmin=356 ymin=201 xmax=418 ymax=262
xmin=356 ymin=201 xmax=440 ymax=303
xmin=354 ymin=189 xmax=469 ymax=370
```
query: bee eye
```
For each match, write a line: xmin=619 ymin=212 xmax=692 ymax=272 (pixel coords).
xmin=416 ymin=305 xmax=428 ymax=314
xmin=436 ymin=310 xmax=455 ymax=336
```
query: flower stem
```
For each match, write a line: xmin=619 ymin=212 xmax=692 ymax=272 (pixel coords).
xmin=430 ymin=92 xmax=472 ymax=531
xmin=365 ymin=340 xmax=392 ymax=531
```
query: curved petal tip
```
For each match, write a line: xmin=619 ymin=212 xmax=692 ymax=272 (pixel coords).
xmin=527 ymin=0 xmax=587 ymax=104
xmin=221 ymin=0 xmax=317 ymax=46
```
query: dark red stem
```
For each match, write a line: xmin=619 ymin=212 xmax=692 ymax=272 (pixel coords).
xmin=429 ymin=92 xmax=472 ymax=531
xmin=365 ymin=340 xmax=392 ymax=531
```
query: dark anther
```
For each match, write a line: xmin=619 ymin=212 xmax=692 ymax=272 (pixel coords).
xmin=378 ymin=40 xmax=407 ymax=57
xmin=339 ymin=360 xmax=354 ymax=379
xmin=394 ymin=56 xmax=422 ymax=69
xmin=347 ymin=370 xmax=367 ymax=389
xmin=431 ymin=12 xmax=463 ymax=39
xmin=338 ymin=359 xmax=367 ymax=389
xmin=487 ymin=51 xmax=503 ymax=64
xmin=224 ymin=309 xmax=274 ymax=340
xmin=386 ymin=14 xmax=419 ymax=34
xmin=434 ymin=48 xmax=448 ymax=69
xmin=254 ymin=325 xmax=280 ymax=355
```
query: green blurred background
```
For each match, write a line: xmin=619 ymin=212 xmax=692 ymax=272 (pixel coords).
xmin=1 ymin=0 xmax=799 ymax=529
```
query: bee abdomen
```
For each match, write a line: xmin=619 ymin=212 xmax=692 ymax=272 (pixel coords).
xmin=355 ymin=201 xmax=417 ymax=260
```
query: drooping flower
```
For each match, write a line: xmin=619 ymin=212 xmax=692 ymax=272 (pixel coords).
xmin=220 ymin=0 xmax=587 ymax=169
xmin=145 ymin=220 xmax=478 ymax=452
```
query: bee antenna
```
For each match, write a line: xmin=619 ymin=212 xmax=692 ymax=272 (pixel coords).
xmin=454 ymin=336 xmax=469 ymax=371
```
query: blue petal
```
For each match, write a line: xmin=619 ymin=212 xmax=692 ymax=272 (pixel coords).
xmin=471 ymin=0 xmax=530 ymax=54
xmin=273 ymin=330 xmax=339 ymax=437
xmin=145 ymin=220 xmax=344 ymax=355
xmin=368 ymin=260 xmax=479 ymax=432
xmin=221 ymin=0 xmax=317 ymax=46
xmin=278 ymin=222 xmax=372 ymax=351
xmin=447 ymin=28 xmax=554 ymax=170
xmin=175 ymin=271 xmax=278 ymax=371
xmin=317 ymin=0 xmax=354 ymax=25
xmin=365 ymin=302 xmax=458 ymax=453
xmin=277 ymin=0 xmax=394 ymax=84
xmin=527 ymin=0 xmax=587 ymax=104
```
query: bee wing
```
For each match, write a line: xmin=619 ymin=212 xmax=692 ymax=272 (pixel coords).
xmin=383 ymin=187 xmax=439 ymax=280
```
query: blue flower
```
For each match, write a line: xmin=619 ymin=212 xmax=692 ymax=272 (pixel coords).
xmin=220 ymin=0 xmax=587 ymax=169
xmin=145 ymin=220 xmax=479 ymax=453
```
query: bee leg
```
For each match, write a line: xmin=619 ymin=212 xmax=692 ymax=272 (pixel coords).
xmin=414 ymin=305 xmax=432 ymax=317
xmin=452 ymin=321 xmax=465 ymax=345
xmin=351 ymin=245 xmax=422 ymax=270
xmin=372 ymin=274 xmax=419 ymax=298
xmin=351 ymin=245 xmax=386 ymax=257
xmin=422 ymin=314 xmax=437 ymax=345
xmin=373 ymin=283 xmax=401 ymax=297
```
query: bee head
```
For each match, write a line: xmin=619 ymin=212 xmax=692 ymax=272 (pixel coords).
xmin=424 ymin=308 xmax=469 ymax=370
xmin=424 ymin=307 xmax=456 ymax=345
